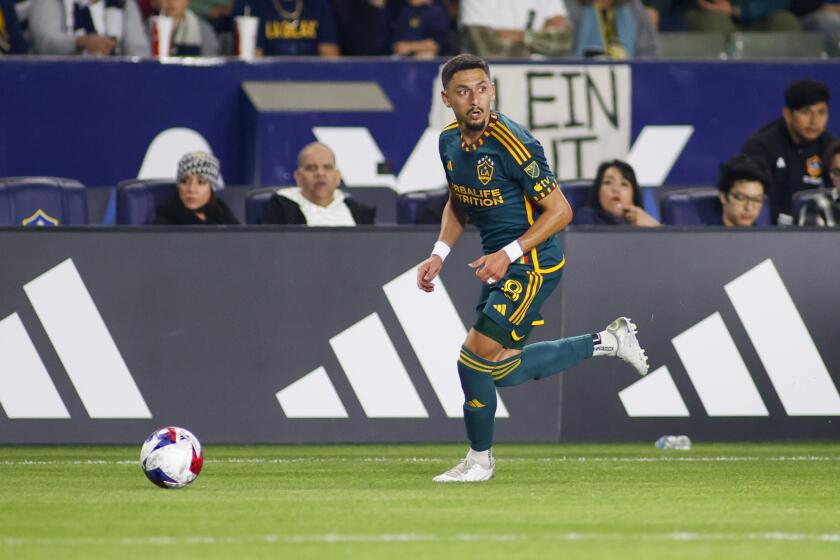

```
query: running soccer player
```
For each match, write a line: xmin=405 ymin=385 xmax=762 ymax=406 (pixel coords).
xmin=416 ymin=54 xmax=650 ymax=483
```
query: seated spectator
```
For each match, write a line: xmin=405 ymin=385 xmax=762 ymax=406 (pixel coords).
xmin=152 ymin=151 xmax=239 ymax=225
xmin=29 ymin=0 xmax=150 ymax=55
xmin=798 ymin=140 xmax=840 ymax=225
xmin=460 ymin=0 xmax=573 ymax=57
xmin=741 ymin=78 xmax=836 ymax=224
xmin=258 ymin=142 xmax=375 ymax=225
xmin=330 ymin=0 xmax=389 ymax=55
xmin=232 ymin=0 xmax=339 ymax=56
xmin=1 ymin=0 xmax=29 ymax=53
xmin=566 ymin=0 xmax=661 ymax=58
xmin=391 ymin=0 xmax=450 ymax=58
xmin=155 ymin=0 xmax=220 ymax=55
xmin=717 ymin=154 xmax=770 ymax=227
xmin=573 ymin=159 xmax=660 ymax=226
xmin=684 ymin=0 xmax=801 ymax=34
xmin=792 ymin=0 xmax=840 ymax=42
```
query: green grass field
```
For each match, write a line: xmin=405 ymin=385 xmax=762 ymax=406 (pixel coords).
xmin=1 ymin=443 xmax=839 ymax=559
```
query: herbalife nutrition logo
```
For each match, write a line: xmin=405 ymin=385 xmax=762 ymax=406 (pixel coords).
xmin=619 ymin=259 xmax=840 ymax=418
xmin=0 ymin=259 xmax=151 ymax=419
xmin=275 ymin=267 xmax=510 ymax=420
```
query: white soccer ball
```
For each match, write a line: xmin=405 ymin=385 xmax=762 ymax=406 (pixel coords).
xmin=140 ymin=426 xmax=204 ymax=489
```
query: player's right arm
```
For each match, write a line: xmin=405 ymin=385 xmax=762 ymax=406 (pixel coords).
xmin=417 ymin=191 xmax=466 ymax=292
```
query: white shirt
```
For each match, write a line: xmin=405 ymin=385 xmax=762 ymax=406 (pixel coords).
xmin=459 ymin=0 xmax=567 ymax=30
xmin=275 ymin=187 xmax=356 ymax=226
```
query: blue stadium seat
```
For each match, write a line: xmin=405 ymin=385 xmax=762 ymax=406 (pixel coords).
xmin=245 ymin=187 xmax=279 ymax=224
xmin=660 ymin=188 xmax=771 ymax=226
xmin=116 ymin=179 xmax=177 ymax=225
xmin=0 ymin=177 xmax=88 ymax=226
xmin=397 ymin=188 xmax=449 ymax=224
xmin=791 ymin=188 xmax=831 ymax=223
xmin=560 ymin=180 xmax=592 ymax=212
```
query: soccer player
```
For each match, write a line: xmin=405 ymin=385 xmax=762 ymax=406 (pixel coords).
xmin=416 ymin=54 xmax=650 ymax=483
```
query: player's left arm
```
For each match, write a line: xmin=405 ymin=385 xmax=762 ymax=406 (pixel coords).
xmin=470 ymin=189 xmax=572 ymax=283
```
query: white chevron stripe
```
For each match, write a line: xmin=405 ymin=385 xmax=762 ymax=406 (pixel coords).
xmin=725 ymin=259 xmax=840 ymax=415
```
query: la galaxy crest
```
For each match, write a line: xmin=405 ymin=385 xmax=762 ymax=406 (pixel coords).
xmin=806 ymin=155 xmax=822 ymax=178
xmin=477 ymin=156 xmax=495 ymax=186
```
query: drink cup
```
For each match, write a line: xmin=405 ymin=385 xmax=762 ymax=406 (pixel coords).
xmin=150 ymin=15 xmax=173 ymax=58
xmin=235 ymin=15 xmax=259 ymax=61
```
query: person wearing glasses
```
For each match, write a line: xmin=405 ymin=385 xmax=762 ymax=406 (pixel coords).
xmin=798 ymin=140 xmax=840 ymax=226
xmin=741 ymin=79 xmax=836 ymax=225
xmin=717 ymin=154 xmax=770 ymax=227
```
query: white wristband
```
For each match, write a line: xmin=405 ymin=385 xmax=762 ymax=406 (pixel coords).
xmin=431 ymin=241 xmax=451 ymax=261
xmin=502 ymin=240 xmax=523 ymax=263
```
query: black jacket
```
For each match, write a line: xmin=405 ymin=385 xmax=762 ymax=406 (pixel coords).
xmin=258 ymin=193 xmax=376 ymax=225
xmin=152 ymin=192 xmax=240 ymax=225
xmin=741 ymin=118 xmax=836 ymax=222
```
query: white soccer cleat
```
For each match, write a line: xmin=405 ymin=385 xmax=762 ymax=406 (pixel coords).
xmin=607 ymin=317 xmax=649 ymax=376
xmin=432 ymin=453 xmax=495 ymax=483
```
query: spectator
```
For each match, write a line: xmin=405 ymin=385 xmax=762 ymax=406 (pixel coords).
xmin=391 ymin=0 xmax=450 ymax=58
xmin=152 ymin=151 xmax=239 ymax=225
xmin=29 ymin=0 xmax=150 ymax=55
xmin=258 ymin=142 xmax=376 ymax=225
xmin=791 ymin=0 xmax=840 ymax=42
xmin=573 ymin=159 xmax=660 ymax=226
xmin=156 ymin=0 xmax=220 ymax=55
xmin=460 ymin=0 xmax=572 ymax=57
xmin=566 ymin=0 xmax=661 ymax=58
xmin=684 ymin=0 xmax=801 ymax=34
xmin=1 ymin=0 xmax=29 ymax=53
xmin=717 ymin=154 xmax=770 ymax=227
xmin=798 ymin=140 xmax=840 ymax=225
xmin=330 ymin=0 xmax=389 ymax=56
xmin=742 ymin=79 xmax=836 ymax=224
xmin=232 ymin=0 xmax=339 ymax=56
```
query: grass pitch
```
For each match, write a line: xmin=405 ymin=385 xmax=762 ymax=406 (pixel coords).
xmin=1 ymin=443 xmax=839 ymax=559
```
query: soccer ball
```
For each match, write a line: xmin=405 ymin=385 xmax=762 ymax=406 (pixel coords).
xmin=140 ymin=426 xmax=204 ymax=489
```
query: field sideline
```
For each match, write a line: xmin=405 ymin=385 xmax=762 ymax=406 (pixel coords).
xmin=1 ymin=443 xmax=839 ymax=559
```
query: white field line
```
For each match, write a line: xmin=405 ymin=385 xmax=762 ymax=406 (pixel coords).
xmin=1 ymin=455 xmax=840 ymax=466
xmin=2 ymin=531 xmax=840 ymax=546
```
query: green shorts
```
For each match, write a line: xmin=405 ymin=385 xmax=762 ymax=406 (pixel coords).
xmin=473 ymin=262 xmax=563 ymax=349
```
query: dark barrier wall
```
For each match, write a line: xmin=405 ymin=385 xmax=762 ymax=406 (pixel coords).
xmin=0 ymin=228 xmax=837 ymax=444
xmin=2 ymin=59 xmax=840 ymax=189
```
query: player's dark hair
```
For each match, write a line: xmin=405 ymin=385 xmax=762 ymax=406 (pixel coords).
xmin=441 ymin=54 xmax=490 ymax=89
xmin=785 ymin=79 xmax=830 ymax=110
xmin=587 ymin=159 xmax=643 ymax=210
xmin=717 ymin=154 xmax=770 ymax=195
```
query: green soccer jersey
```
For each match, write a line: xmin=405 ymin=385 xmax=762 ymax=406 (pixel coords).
xmin=439 ymin=111 xmax=565 ymax=274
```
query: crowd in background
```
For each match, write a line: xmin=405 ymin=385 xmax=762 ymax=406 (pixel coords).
xmin=3 ymin=0 xmax=840 ymax=58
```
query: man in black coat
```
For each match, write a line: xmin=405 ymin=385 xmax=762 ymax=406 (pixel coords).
xmin=258 ymin=142 xmax=376 ymax=226
xmin=742 ymin=79 xmax=836 ymax=224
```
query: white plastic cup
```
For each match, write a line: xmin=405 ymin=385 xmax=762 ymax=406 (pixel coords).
xmin=235 ymin=15 xmax=259 ymax=61
xmin=150 ymin=15 xmax=173 ymax=58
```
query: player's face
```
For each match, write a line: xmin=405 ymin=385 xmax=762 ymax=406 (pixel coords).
xmin=598 ymin=166 xmax=634 ymax=218
xmin=295 ymin=145 xmax=341 ymax=206
xmin=442 ymin=69 xmax=495 ymax=132
xmin=720 ymin=180 xmax=764 ymax=227
xmin=784 ymin=102 xmax=828 ymax=143
xmin=830 ymin=153 xmax=840 ymax=193
xmin=178 ymin=174 xmax=213 ymax=210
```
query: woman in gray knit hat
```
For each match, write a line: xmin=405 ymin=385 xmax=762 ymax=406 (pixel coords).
xmin=152 ymin=151 xmax=239 ymax=225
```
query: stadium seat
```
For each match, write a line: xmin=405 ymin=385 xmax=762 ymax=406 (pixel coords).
xmin=396 ymin=188 xmax=449 ymax=224
xmin=659 ymin=187 xmax=771 ymax=226
xmin=560 ymin=180 xmax=592 ymax=213
xmin=245 ymin=187 xmax=280 ymax=224
xmin=659 ymin=32 xmax=726 ymax=60
xmin=0 ymin=177 xmax=88 ymax=226
xmin=728 ymin=32 xmax=827 ymax=60
xmin=792 ymin=188 xmax=832 ymax=223
xmin=116 ymin=179 xmax=177 ymax=225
